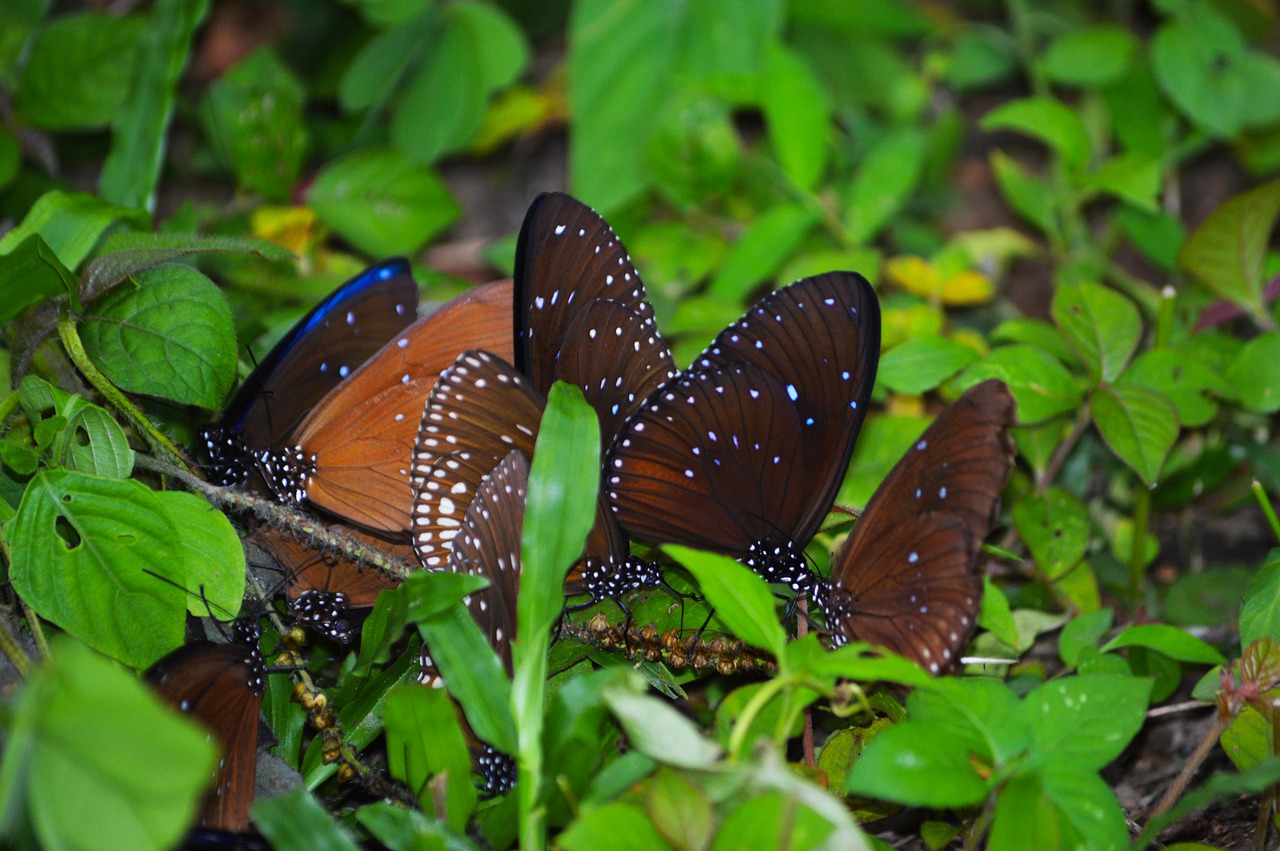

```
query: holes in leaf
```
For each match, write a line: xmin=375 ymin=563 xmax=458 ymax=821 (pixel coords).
xmin=55 ymin=516 xmax=81 ymax=550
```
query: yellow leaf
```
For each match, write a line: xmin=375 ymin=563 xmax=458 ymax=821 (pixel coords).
xmin=886 ymin=393 xmax=924 ymax=417
xmin=940 ymin=269 xmax=996 ymax=306
xmin=881 ymin=302 xmax=945 ymax=349
xmin=949 ymin=328 xmax=990 ymax=356
xmin=250 ymin=206 xmax=320 ymax=257
xmin=883 ymin=254 xmax=940 ymax=297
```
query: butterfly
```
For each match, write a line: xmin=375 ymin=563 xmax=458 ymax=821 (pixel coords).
xmin=201 ymin=259 xmax=418 ymax=488
xmin=606 ymin=271 xmax=881 ymax=593
xmin=409 ymin=350 xmax=655 ymax=600
xmin=817 ymin=379 xmax=1016 ymax=673
xmin=144 ymin=621 xmax=265 ymax=832
xmin=254 ymin=279 xmax=514 ymax=535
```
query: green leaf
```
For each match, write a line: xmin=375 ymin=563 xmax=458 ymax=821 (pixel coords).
xmin=982 ymin=96 xmax=1091 ymax=172
xmin=1240 ymin=550 xmax=1280 ymax=646
xmin=83 ymin=232 xmax=293 ymax=300
xmin=1032 ymin=760 xmax=1129 ymax=851
xmin=252 ymin=788 xmax=363 ymax=851
xmin=664 ymin=546 xmax=786 ymax=659
xmin=601 ymin=682 xmax=722 ymax=769
xmin=988 ymin=773 xmax=1061 ymax=851
xmin=1220 ymin=705 xmax=1271 ymax=772
xmin=989 ymin=150 xmax=1057 ymax=238
xmin=917 ymin=678 xmax=1030 ymax=767
xmin=1224 ymin=332 xmax=1280 ymax=414
xmin=1125 ymin=348 xmax=1224 ymax=428
xmin=1025 ymin=675 xmax=1151 ymax=770
xmin=0 ymin=1 xmax=48 ymax=88
xmin=644 ymin=96 xmax=741 ymax=209
xmin=1150 ymin=6 xmax=1249 ymax=137
xmin=977 ymin=575 xmax=1018 ymax=649
xmin=339 ymin=11 xmax=434 ymax=113
xmin=846 ymin=714 xmax=993 ymax=808
xmin=1101 ymin=624 xmax=1226 ymax=666
xmin=0 ymin=188 xmax=148 ymax=274
xmin=712 ymin=793 xmax=838 ymax=850
xmin=391 ymin=13 xmax=483 ymax=164
xmin=18 ymin=376 xmax=134 ymax=478
xmin=1040 ymin=25 xmax=1136 ymax=88
xmin=0 ymin=639 xmax=216 ymax=851
xmin=356 ymin=802 xmax=480 ymax=850
xmin=1059 ymin=609 xmax=1113 ymax=668
xmin=960 ymin=344 xmax=1082 ymax=424
xmin=383 ymin=686 xmax=476 ymax=833
xmin=307 ymin=147 xmax=459 ymax=257
xmin=0 ymin=125 xmax=19 ymax=189
xmin=559 ymin=802 xmax=675 ymax=851
xmin=760 ymin=43 xmax=830 ymax=192
xmin=156 ymin=491 xmax=244 ymax=618
xmin=647 ymin=768 xmax=713 ymax=851
xmin=1051 ymin=282 xmax=1141 ymax=385
xmin=947 ymin=25 xmax=1018 ymax=91
xmin=843 ymin=128 xmax=926 ymax=244
xmin=1090 ymin=383 xmax=1179 ymax=486
xmin=708 ymin=204 xmax=818 ymax=300
xmin=418 ymin=604 xmax=515 ymax=754
xmin=567 ymin=0 xmax=783 ymax=212
xmin=8 ymin=471 xmax=188 ymax=668
xmin=200 ymin=48 xmax=308 ymax=201
xmin=15 ymin=12 xmax=145 ymax=130
xmin=454 ymin=1 xmax=528 ymax=94
xmin=1011 ymin=487 xmax=1090 ymax=580
xmin=1178 ymin=178 xmax=1280 ymax=317
xmin=100 ymin=0 xmax=211 ymax=210
xmin=79 ymin=264 xmax=236 ymax=411
xmin=877 ymin=334 xmax=978 ymax=395
xmin=1080 ymin=153 xmax=1160 ymax=213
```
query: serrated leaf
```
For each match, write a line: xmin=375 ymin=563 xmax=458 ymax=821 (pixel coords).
xmin=0 ymin=189 xmax=148 ymax=274
xmin=959 ymin=344 xmax=1082 ymax=424
xmin=1051 ymin=282 xmax=1141 ymax=384
xmin=79 ymin=264 xmax=236 ymax=411
xmin=7 ymin=471 xmax=187 ymax=668
xmin=307 ymin=147 xmax=459 ymax=257
xmin=1091 ymin=383 xmax=1179 ymax=486
xmin=1125 ymin=348 xmax=1224 ymax=428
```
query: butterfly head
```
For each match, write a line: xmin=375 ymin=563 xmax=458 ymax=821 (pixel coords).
xmin=580 ymin=554 xmax=663 ymax=601
xmin=200 ymin=427 xmax=253 ymax=487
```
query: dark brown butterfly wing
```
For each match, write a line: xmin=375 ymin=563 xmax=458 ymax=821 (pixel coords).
xmin=257 ymin=279 xmax=514 ymax=534
xmin=515 ymin=193 xmax=660 ymax=391
xmin=144 ymin=626 xmax=265 ymax=831
xmin=825 ymin=379 xmax=1016 ymax=672
xmin=554 ymin=299 xmax=676 ymax=451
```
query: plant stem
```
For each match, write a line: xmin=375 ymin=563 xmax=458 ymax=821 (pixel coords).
xmin=0 ymin=610 xmax=31 ymax=679
xmin=56 ymin=312 xmax=186 ymax=463
xmin=1129 ymin=483 xmax=1152 ymax=614
xmin=1253 ymin=481 xmax=1280 ymax=543
xmin=1154 ymin=286 xmax=1177 ymax=348
xmin=1145 ymin=714 xmax=1225 ymax=828
xmin=729 ymin=675 xmax=790 ymax=760
xmin=1037 ymin=408 xmax=1091 ymax=493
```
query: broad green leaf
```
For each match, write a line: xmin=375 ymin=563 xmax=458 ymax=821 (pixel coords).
xmin=1025 ymin=675 xmax=1151 ymax=770
xmin=601 ymin=682 xmax=722 ymax=769
xmin=1101 ymin=624 xmax=1226 ymax=666
xmin=1051 ymin=282 xmax=1141 ymax=384
xmin=567 ymin=0 xmax=783 ymax=212
xmin=338 ymin=11 xmax=435 ymax=113
xmin=79 ymin=264 xmax=236 ymax=411
xmin=8 ymin=471 xmax=188 ymax=668
xmin=982 ymin=96 xmax=1091 ymax=172
xmin=15 ymin=12 xmax=145 ymax=130
xmin=383 ymin=687 xmax=476 ymax=832
xmin=1115 ymin=206 xmax=1186 ymax=271
xmin=761 ymin=43 xmax=829 ymax=192
xmin=877 ymin=334 xmax=978 ymax=395
xmin=83 ymin=232 xmax=293 ymax=300
xmin=844 ymin=128 xmax=925 ymax=244
xmin=846 ymin=714 xmax=992 ymax=807
xmin=391 ymin=11 xmax=484 ymax=164
xmin=708 ymin=204 xmax=818 ymax=300
xmin=647 ymin=768 xmax=713 ymax=851
xmin=989 ymin=150 xmax=1057 ymax=238
xmin=1220 ymin=705 xmax=1271 ymax=772
xmin=252 ymin=789 xmax=362 ymax=851
xmin=419 ymin=604 xmax=515 ymax=754
xmin=1224 ymin=332 xmax=1280 ymax=413
xmin=1080 ymin=153 xmax=1160 ymax=212
xmin=1040 ymin=25 xmax=1136 ymax=87
xmin=990 ymin=317 xmax=1076 ymax=364
xmin=356 ymin=803 xmax=479 ymax=851
xmin=156 ymin=491 xmax=244 ymax=618
xmin=453 ymin=1 xmax=529 ymax=94
xmin=1035 ymin=759 xmax=1130 ymax=851
xmin=1125 ymin=348 xmax=1224 ymax=428
xmin=947 ymin=24 xmax=1018 ymax=91
xmin=0 ymin=0 xmax=49 ymax=87
xmin=0 ymin=189 xmax=148 ymax=274
xmin=1 ymin=639 xmax=215 ymax=851
xmin=977 ymin=575 xmax=1018 ymax=649
xmin=100 ymin=0 xmax=211 ymax=210
xmin=785 ymin=636 xmax=933 ymax=689
xmin=200 ymin=48 xmax=307 ymax=201
xmin=18 ymin=376 xmax=133 ymax=478
xmin=1091 ymin=383 xmax=1179 ymax=486
xmin=1179 ymin=178 xmax=1280 ymax=317
xmin=1240 ymin=550 xmax=1280 ymax=647
xmin=988 ymin=774 xmax=1061 ymax=851
xmin=644 ymin=96 xmax=741 ymax=209
xmin=914 ymin=678 xmax=1030 ymax=767
xmin=559 ymin=802 xmax=674 ymax=851
xmin=712 ymin=793 xmax=837 ymax=851
xmin=307 ymin=148 xmax=459 ymax=257
xmin=959 ymin=345 xmax=1082 ymax=424
xmin=1059 ymin=609 xmax=1113 ymax=668
xmin=728 ymin=748 xmax=870 ymax=850
xmin=664 ymin=546 xmax=786 ymax=659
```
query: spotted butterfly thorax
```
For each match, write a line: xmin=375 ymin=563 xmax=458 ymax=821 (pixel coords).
xmin=201 ymin=259 xmax=419 ymax=488
xmin=817 ymin=379 xmax=1015 ymax=674
xmin=254 ymin=279 xmax=514 ymax=534
xmin=144 ymin=621 xmax=265 ymax=832
xmin=410 ymin=350 xmax=655 ymax=600
xmin=606 ymin=271 xmax=880 ymax=592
